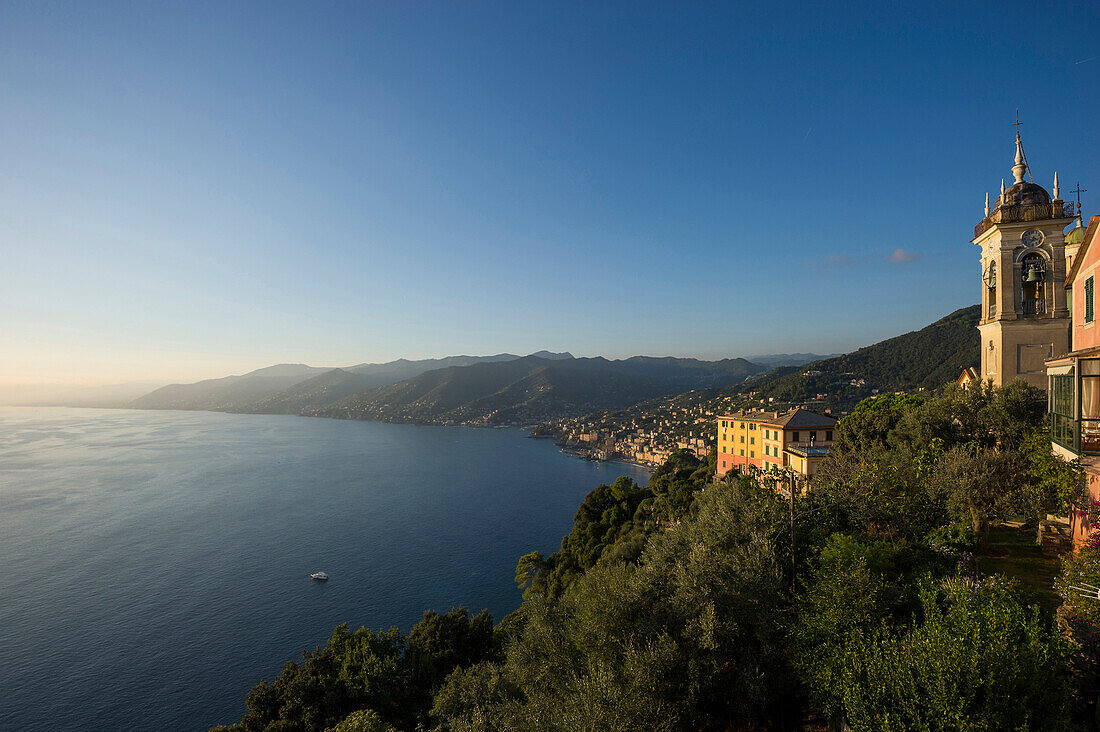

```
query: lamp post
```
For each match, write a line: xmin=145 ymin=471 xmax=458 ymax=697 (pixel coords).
xmin=788 ymin=468 xmax=796 ymax=590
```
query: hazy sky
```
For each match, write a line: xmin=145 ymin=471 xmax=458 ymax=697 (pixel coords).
xmin=2 ymin=1 xmax=1098 ymax=386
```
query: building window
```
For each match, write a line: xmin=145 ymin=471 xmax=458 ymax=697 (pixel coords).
xmin=1051 ymin=371 xmax=1075 ymax=450
xmin=750 ymin=437 xmax=754 ymax=445
xmin=740 ymin=436 xmax=744 ymax=443
xmin=791 ymin=431 xmax=799 ymax=442
xmin=1082 ymin=360 xmax=1100 ymax=453
xmin=740 ymin=422 xmax=744 ymax=428
xmin=750 ymin=423 xmax=756 ymax=430
xmin=810 ymin=431 xmax=816 ymax=441
xmin=826 ymin=430 xmax=833 ymax=441
xmin=1087 ymin=277 xmax=1095 ymax=324
xmin=750 ymin=451 xmax=754 ymax=458
xmin=740 ymin=450 xmax=744 ymax=456
xmin=721 ymin=460 xmax=726 ymax=468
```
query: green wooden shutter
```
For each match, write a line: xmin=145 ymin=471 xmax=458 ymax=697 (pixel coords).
xmin=1087 ymin=277 xmax=1094 ymax=323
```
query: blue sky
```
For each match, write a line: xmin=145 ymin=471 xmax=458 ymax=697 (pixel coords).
xmin=1 ymin=1 xmax=1098 ymax=385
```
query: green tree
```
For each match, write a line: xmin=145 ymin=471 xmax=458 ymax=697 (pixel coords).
xmin=795 ymin=575 xmax=1074 ymax=732
xmin=832 ymin=393 xmax=925 ymax=455
xmin=439 ymin=483 xmax=796 ymax=731
xmin=325 ymin=710 xmax=396 ymax=732
xmin=407 ymin=607 xmax=496 ymax=704
xmin=932 ymin=446 xmax=1030 ymax=547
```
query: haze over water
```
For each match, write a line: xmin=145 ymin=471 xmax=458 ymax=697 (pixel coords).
xmin=0 ymin=407 xmax=649 ymax=731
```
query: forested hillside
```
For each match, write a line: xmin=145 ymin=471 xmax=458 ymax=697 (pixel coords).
xmin=126 ymin=353 xmax=788 ymax=425
xmin=129 ymin=364 xmax=330 ymax=411
xmin=315 ymin=355 xmax=767 ymax=426
xmin=127 ymin=355 xmax=548 ymax=412
xmin=751 ymin=304 xmax=980 ymax=408
xmin=542 ymin=305 xmax=981 ymax=451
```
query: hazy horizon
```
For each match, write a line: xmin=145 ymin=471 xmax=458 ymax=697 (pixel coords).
xmin=2 ymin=3 xmax=1096 ymax=392
xmin=0 ymin=344 xmax=848 ymax=400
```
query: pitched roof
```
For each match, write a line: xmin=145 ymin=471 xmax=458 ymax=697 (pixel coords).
xmin=774 ymin=407 xmax=837 ymax=428
xmin=718 ymin=407 xmax=836 ymax=428
xmin=956 ymin=366 xmax=979 ymax=384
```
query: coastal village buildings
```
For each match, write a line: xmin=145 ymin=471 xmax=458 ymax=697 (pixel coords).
xmin=554 ymin=399 xmax=715 ymax=468
xmin=715 ymin=408 xmax=837 ymax=478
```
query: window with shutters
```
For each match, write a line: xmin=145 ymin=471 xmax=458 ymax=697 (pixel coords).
xmin=1087 ymin=276 xmax=1094 ymax=324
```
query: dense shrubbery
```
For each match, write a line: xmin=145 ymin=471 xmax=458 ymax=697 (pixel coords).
xmin=217 ymin=380 xmax=1089 ymax=732
xmin=515 ymin=448 xmax=712 ymax=601
xmin=436 ymin=482 xmax=794 ymax=731
xmin=794 ymin=571 xmax=1074 ymax=731
xmin=211 ymin=609 xmax=495 ymax=732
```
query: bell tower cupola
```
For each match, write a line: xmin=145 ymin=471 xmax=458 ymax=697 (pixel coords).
xmin=973 ymin=125 xmax=1074 ymax=391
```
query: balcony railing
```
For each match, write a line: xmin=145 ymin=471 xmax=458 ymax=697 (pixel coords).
xmin=1021 ymin=298 xmax=1045 ymax=315
xmin=974 ymin=201 xmax=1075 ymax=238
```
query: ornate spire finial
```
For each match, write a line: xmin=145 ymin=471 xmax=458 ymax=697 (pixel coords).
xmin=1001 ymin=178 xmax=1006 ymax=196
xmin=1012 ymin=133 xmax=1027 ymax=184
xmin=985 ymin=192 xmax=990 ymax=217
xmin=1054 ymin=171 xmax=1060 ymax=199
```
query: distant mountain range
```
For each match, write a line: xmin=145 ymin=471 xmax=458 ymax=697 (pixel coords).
xmin=313 ymin=355 xmax=767 ymax=425
xmin=123 ymin=351 xmax=829 ymax=425
xmin=746 ymin=352 xmax=844 ymax=367
xmin=129 ymin=364 xmax=332 ymax=411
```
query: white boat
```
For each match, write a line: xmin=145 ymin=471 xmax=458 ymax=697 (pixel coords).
xmin=310 ymin=571 xmax=329 ymax=581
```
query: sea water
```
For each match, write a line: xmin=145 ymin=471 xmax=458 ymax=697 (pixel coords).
xmin=0 ymin=407 xmax=649 ymax=731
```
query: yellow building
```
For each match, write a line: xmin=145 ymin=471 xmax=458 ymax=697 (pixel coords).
xmin=716 ymin=408 xmax=837 ymax=477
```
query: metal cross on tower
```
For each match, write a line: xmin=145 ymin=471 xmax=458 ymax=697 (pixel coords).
xmin=1070 ymin=180 xmax=1088 ymax=215
xmin=1013 ymin=109 xmax=1034 ymax=183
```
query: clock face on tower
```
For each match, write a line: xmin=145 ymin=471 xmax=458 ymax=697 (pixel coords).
xmin=1022 ymin=229 xmax=1044 ymax=248
xmin=984 ymin=261 xmax=996 ymax=288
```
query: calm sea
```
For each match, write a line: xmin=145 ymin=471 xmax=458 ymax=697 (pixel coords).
xmin=0 ymin=407 xmax=649 ymax=731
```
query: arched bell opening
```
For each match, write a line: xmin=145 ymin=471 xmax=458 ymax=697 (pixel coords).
xmin=1020 ymin=253 xmax=1046 ymax=315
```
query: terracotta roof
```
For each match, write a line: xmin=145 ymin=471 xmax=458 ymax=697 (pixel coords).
xmin=956 ymin=366 xmax=979 ymax=383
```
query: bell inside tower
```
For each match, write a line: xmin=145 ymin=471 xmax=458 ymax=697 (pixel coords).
xmin=1020 ymin=253 xmax=1045 ymax=315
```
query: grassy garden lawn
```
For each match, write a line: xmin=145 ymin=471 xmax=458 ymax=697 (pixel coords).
xmin=977 ymin=524 xmax=1062 ymax=613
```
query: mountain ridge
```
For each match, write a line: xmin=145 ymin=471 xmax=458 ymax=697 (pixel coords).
xmin=538 ymin=305 xmax=981 ymax=460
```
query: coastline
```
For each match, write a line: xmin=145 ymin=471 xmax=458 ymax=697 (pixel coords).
xmin=7 ymin=403 xmax=661 ymax=474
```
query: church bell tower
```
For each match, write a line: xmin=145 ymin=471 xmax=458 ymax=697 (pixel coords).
xmin=974 ymin=130 xmax=1075 ymax=391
